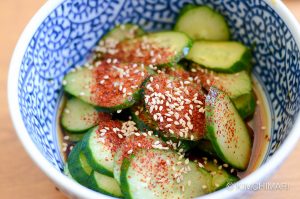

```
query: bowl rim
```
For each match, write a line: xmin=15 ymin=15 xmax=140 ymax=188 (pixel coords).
xmin=7 ymin=0 xmax=300 ymax=198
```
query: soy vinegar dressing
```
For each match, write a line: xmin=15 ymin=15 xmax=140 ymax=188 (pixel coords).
xmin=239 ymin=76 xmax=271 ymax=177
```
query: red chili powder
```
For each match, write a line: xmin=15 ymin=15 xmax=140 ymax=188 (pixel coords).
xmin=102 ymin=39 xmax=175 ymax=66
xmin=96 ymin=120 xmax=124 ymax=153
xmin=144 ymin=73 xmax=206 ymax=140
xmin=90 ymin=62 xmax=148 ymax=107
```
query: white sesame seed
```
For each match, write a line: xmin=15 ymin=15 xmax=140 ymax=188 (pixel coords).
xmin=103 ymin=75 xmax=109 ymax=79
xmin=106 ymin=58 xmax=112 ymax=63
xmin=117 ymin=134 xmax=123 ymax=139
xmin=198 ymin=162 xmax=204 ymax=168
xmin=165 ymin=124 xmax=171 ymax=128
xmin=127 ymin=149 xmax=133 ymax=154
xmin=202 ymin=185 xmax=207 ymax=189
xmin=150 ymin=76 xmax=154 ymax=82
xmin=169 ymin=129 xmax=175 ymax=134
xmin=100 ymin=80 xmax=105 ymax=84
xmin=64 ymin=109 xmax=70 ymax=114
xmin=190 ymin=135 xmax=194 ymax=140
xmin=79 ymin=92 xmax=85 ymax=96
xmin=100 ymin=129 xmax=107 ymax=133
xmin=117 ymin=110 xmax=122 ymax=113
xmin=223 ymin=164 xmax=229 ymax=168
xmin=142 ymin=133 xmax=148 ymax=137
xmin=134 ymin=133 xmax=141 ymax=137
xmin=179 ymin=132 xmax=184 ymax=137
xmin=185 ymin=159 xmax=189 ymax=165
xmin=63 ymin=136 xmax=69 ymax=140
xmin=167 ymin=118 xmax=173 ymax=122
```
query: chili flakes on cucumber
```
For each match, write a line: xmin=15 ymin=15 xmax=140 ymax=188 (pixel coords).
xmin=143 ymin=73 xmax=206 ymax=141
xmin=90 ymin=62 xmax=150 ymax=110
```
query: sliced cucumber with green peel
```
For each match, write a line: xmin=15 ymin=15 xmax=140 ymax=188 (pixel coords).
xmin=232 ymin=92 xmax=256 ymax=119
xmin=103 ymin=31 xmax=193 ymax=67
xmin=94 ymin=24 xmax=145 ymax=60
xmin=82 ymin=127 xmax=115 ymax=177
xmin=64 ymin=63 xmax=149 ymax=111
xmin=102 ymin=24 xmax=144 ymax=42
xmin=205 ymin=87 xmax=252 ymax=170
xmin=120 ymin=149 xmax=212 ymax=199
xmin=191 ymin=66 xmax=252 ymax=99
xmin=186 ymin=41 xmax=251 ymax=73
xmin=61 ymin=98 xmax=99 ymax=133
xmin=175 ymin=6 xmax=230 ymax=41
xmin=131 ymin=105 xmax=196 ymax=152
xmin=190 ymin=65 xmax=255 ymax=118
xmin=63 ymin=67 xmax=94 ymax=105
xmin=203 ymin=160 xmax=239 ymax=190
xmin=82 ymin=120 xmax=125 ymax=177
xmin=67 ymin=142 xmax=93 ymax=186
xmin=88 ymin=171 xmax=123 ymax=198
xmin=146 ymin=32 xmax=192 ymax=65
xmin=113 ymin=135 xmax=163 ymax=184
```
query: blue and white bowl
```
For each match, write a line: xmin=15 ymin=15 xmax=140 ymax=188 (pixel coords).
xmin=8 ymin=0 xmax=300 ymax=198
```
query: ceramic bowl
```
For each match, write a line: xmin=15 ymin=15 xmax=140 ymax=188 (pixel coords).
xmin=8 ymin=0 xmax=300 ymax=198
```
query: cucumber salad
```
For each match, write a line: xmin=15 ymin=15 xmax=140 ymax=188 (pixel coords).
xmin=60 ymin=5 xmax=262 ymax=198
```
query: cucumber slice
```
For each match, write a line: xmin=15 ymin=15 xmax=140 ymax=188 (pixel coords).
xmin=94 ymin=24 xmax=144 ymax=60
xmin=203 ymin=161 xmax=239 ymax=190
xmin=131 ymin=104 xmax=196 ymax=153
xmin=67 ymin=142 xmax=93 ymax=186
xmin=88 ymin=171 xmax=123 ymax=198
xmin=232 ymin=92 xmax=256 ymax=119
xmin=103 ymin=31 xmax=193 ymax=67
xmin=186 ymin=41 xmax=251 ymax=73
xmin=102 ymin=24 xmax=144 ymax=42
xmin=113 ymin=135 xmax=163 ymax=184
xmin=63 ymin=67 xmax=94 ymax=105
xmin=190 ymin=65 xmax=255 ymax=118
xmin=143 ymin=73 xmax=206 ymax=141
xmin=175 ymin=6 xmax=230 ymax=41
xmin=205 ymin=87 xmax=252 ymax=170
xmin=63 ymin=62 xmax=149 ymax=111
xmin=191 ymin=66 xmax=252 ymax=99
xmin=82 ymin=120 xmax=125 ymax=177
xmin=61 ymin=98 xmax=100 ymax=133
xmin=120 ymin=149 xmax=212 ymax=199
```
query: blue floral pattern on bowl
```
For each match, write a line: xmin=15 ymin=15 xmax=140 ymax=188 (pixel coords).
xmin=18 ymin=0 xmax=300 ymax=171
